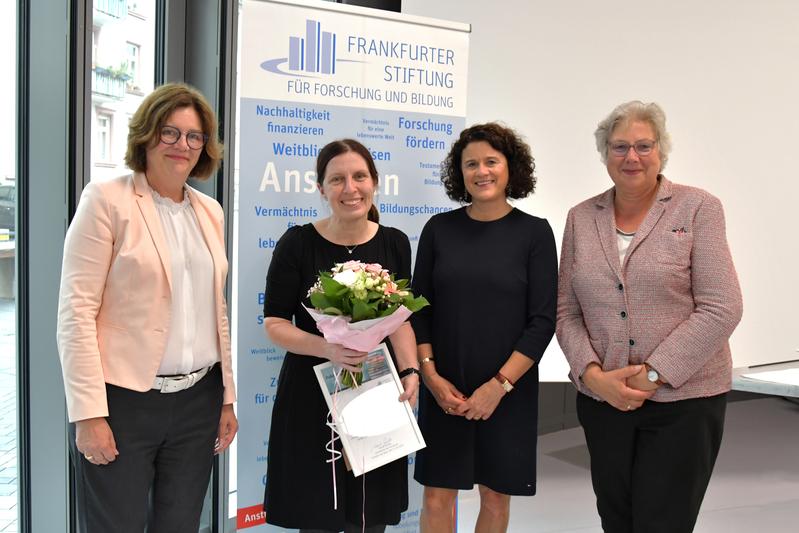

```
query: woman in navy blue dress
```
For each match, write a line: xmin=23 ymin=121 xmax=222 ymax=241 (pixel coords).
xmin=412 ymin=123 xmax=557 ymax=532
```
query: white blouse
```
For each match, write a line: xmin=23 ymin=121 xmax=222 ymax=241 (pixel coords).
xmin=152 ymin=188 xmax=221 ymax=375
xmin=616 ymin=228 xmax=635 ymax=265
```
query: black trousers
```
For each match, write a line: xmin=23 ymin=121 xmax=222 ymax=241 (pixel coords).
xmin=577 ymin=392 xmax=727 ymax=533
xmin=69 ymin=365 xmax=223 ymax=533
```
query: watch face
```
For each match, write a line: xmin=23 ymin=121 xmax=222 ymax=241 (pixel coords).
xmin=647 ymin=369 xmax=659 ymax=383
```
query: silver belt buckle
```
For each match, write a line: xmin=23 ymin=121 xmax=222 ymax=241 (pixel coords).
xmin=159 ymin=376 xmax=177 ymax=393
xmin=155 ymin=365 xmax=210 ymax=393
xmin=157 ymin=375 xmax=184 ymax=393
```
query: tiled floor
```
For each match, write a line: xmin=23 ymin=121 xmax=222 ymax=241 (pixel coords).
xmin=0 ymin=298 xmax=16 ymax=532
xmin=458 ymin=396 xmax=799 ymax=532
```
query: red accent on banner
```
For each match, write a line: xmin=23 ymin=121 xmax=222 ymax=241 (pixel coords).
xmin=236 ymin=504 xmax=267 ymax=529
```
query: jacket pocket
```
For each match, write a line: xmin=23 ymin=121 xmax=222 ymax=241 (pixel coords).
xmin=654 ymin=231 xmax=693 ymax=267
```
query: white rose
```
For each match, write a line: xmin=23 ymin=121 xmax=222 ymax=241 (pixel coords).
xmin=333 ymin=269 xmax=358 ymax=287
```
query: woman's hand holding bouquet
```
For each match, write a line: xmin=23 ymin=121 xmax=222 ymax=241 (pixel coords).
xmin=305 ymin=260 xmax=428 ymax=386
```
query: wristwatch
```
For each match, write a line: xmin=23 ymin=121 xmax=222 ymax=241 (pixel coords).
xmin=646 ymin=365 xmax=662 ymax=385
xmin=494 ymin=372 xmax=514 ymax=393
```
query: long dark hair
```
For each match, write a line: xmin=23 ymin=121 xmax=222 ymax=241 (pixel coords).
xmin=316 ymin=139 xmax=380 ymax=223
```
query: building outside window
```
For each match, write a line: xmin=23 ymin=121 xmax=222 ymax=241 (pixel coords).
xmin=0 ymin=0 xmax=16 ymax=531
xmin=95 ymin=112 xmax=113 ymax=163
xmin=92 ymin=28 xmax=100 ymax=68
xmin=91 ymin=0 xmax=155 ymax=182
xmin=126 ymin=41 xmax=141 ymax=92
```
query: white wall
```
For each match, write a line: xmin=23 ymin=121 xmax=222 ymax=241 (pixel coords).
xmin=403 ymin=0 xmax=799 ymax=378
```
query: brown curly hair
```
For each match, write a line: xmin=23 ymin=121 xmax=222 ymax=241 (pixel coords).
xmin=124 ymin=83 xmax=223 ymax=179
xmin=441 ymin=122 xmax=536 ymax=203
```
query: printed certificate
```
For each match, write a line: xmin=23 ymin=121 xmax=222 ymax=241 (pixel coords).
xmin=314 ymin=342 xmax=426 ymax=477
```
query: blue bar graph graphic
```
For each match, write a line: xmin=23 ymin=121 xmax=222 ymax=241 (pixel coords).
xmin=289 ymin=37 xmax=301 ymax=71
xmin=321 ymin=31 xmax=332 ymax=74
xmin=286 ymin=19 xmax=335 ymax=75
xmin=305 ymin=19 xmax=317 ymax=73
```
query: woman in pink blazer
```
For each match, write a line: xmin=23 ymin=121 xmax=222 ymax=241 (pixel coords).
xmin=57 ymin=83 xmax=237 ymax=533
xmin=557 ymin=101 xmax=743 ymax=533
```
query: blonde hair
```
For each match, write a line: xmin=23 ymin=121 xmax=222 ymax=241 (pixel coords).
xmin=124 ymin=83 xmax=223 ymax=179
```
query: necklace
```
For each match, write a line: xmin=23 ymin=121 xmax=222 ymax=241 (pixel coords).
xmin=344 ymin=244 xmax=358 ymax=255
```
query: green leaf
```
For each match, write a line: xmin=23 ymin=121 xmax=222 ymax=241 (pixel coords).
xmin=309 ymin=292 xmax=332 ymax=309
xmin=379 ymin=303 xmax=399 ymax=317
xmin=320 ymin=275 xmax=347 ymax=296
xmin=395 ymin=278 xmax=409 ymax=289
xmin=352 ymin=299 xmax=374 ymax=322
xmin=341 ymin=298 xmax=353 ymax=315
xmin=404 ymin=296 xmax=430 ymax=312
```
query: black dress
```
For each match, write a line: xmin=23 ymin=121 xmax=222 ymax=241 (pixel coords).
xmin=263 ymin=223 xmax=411 ymax=529
xmin=411 ymin=207 xmax=557 ymax=495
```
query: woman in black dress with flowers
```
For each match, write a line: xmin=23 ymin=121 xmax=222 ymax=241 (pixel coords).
xmin=412 ymin=123 xmax=557 ymax=532
xmin=262 ymin=139 xmax=420 ymax=532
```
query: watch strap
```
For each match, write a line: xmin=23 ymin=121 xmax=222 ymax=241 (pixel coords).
xmin=494 ymin=372 xmax=514 ymax=392
xmin=398 ymin=367 xmax=421 ymax=379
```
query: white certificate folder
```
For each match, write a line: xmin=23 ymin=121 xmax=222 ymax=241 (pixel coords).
xmin=314 ymin=342 xmax=426 ymax=477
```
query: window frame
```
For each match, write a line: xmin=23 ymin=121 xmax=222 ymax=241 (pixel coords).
xmin=94 ymin=109 xmax=113 ymax=164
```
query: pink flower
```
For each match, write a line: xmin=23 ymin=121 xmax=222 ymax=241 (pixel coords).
xmin=340 ymin=260 xmax=363 ymax=272
xmin=383 ymin=281 xmax=398 ymax=294
xmin=365 ymin=263 xmax=383 ymax=274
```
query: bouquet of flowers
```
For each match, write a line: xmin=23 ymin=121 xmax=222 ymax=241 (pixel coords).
xmin=305 ymin=260 xmax=428 ymax=386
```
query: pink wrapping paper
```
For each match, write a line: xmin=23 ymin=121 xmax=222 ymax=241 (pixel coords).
xmin=303 ymin=305 xmax=412 ymax=352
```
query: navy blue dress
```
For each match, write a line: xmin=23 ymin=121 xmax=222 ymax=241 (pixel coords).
xmin=411 ymin=207 xmax=557 ymax=495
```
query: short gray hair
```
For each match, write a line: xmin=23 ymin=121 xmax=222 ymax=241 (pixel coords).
xmin=594 ymin=100 xmax=672 ymax=170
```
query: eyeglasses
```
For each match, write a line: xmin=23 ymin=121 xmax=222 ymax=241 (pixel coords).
xmin=160 ymin=126 xmax=208 ymax=150
xmin=608 ymin=139 xmax=657 ymax=157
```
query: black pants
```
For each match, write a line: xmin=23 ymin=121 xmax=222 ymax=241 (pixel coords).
xmin=70 ymin=365 xmax=223 ymax=533
xmin=577 ymin=392 xmax=727 ymax=533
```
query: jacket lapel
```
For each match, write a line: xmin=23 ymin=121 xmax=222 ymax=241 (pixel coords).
xmin=187 ymin=187 xmax=225 ymax=294
xmin=594 ymin=188 xmax=622 ymax=280
xmin=622 ymin=177 xmax=672 ymax=269
xmin=133 ymin=172 xmax=173 ymax=290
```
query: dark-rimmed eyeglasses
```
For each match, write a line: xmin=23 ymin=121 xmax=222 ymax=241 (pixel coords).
xmin=160 ymin=126 xmax=208 ymax=150
xmin=608 ymin=140 xmax=657 ymax=157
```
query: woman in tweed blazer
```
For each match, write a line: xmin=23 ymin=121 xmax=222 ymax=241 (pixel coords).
xmin=556 ymin=101 xmax=742 ymax=533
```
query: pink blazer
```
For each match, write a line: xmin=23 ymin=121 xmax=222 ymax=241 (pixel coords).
xmin=57 ymin=172 xmax=236 ymax=422
xmin=556 ymin=177 xmax=743 ymax=402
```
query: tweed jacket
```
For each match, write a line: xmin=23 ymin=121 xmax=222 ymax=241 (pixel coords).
xmin=556 ymin=176 xmax=743 ymax=402
xmin=57 ymin=172 xmax=236 ymax=422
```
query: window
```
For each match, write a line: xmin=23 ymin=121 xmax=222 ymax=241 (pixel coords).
xmin=0 ymin=0 xmax=17 ymax=531
xmin=92 ymin=27 xmax=99 ymax=68
xmin=95 ymin=111 xmax=113 ymax=163
xmin=126 ymin=41 xmax=141 ymax=91
xmin=91 ymin=0 xmax=155 ymax=182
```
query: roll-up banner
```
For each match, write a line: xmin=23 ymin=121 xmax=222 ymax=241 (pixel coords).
xmin=235 ymin=1 xmax=470 ymax=529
